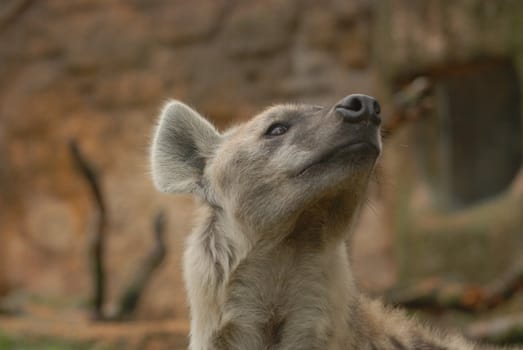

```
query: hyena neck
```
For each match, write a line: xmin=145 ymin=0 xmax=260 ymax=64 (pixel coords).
xmin=186 ymin=203 xmax=367 ymax=349
xmin=186 ymin=200 xmax=482 ymax=350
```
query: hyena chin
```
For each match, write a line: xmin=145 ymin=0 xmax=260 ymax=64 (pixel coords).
xmin=150 ymin=95 xmax=509 ymax=350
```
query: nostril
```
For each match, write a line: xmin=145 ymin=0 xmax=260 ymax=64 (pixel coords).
xmin=346 ymin=97 xmax=363 ymax=112
xmin=373 ymin=101 xmax=380 ymax=115
xmin=336 ymin=94 xmax=381 ymax=125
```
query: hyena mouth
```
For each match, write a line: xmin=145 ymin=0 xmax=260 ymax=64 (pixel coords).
xmin=295 ymin=141 xmax=380 ymax=177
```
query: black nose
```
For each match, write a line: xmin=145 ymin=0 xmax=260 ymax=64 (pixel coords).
xmin=335 ymin=94 xmax=381 ymax=125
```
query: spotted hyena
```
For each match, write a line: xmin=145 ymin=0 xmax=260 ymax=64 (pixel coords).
xmin=150 ymin=95 xmax=510 ymax=350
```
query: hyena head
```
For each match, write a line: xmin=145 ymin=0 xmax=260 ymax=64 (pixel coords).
xmin=151 ymin=95 xmax=382 ymax=240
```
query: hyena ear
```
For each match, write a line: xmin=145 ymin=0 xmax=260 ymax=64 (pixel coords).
xmin=150 ymin=100 xmax=221 ymax=196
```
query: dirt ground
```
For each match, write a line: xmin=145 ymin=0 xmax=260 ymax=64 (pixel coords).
xmin=0 ymin=310 xmax=189 ymax=349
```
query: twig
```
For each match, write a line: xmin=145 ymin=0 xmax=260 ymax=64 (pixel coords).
xmin=113 ymin=211 xmax=168 ymax=320
xmin=385 ymin=260 xmax=523 ymax=313
xmin=69 ymin=140 xmax=107 ymax=320
xmin=382 ymin=76 xmax=433 ymax=134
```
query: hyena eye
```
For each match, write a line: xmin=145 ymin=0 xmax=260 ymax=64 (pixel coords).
xmin=265 ymin=123 xmax=289 ymax=137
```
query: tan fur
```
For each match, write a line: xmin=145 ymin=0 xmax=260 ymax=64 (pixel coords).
xmin=150 ymin=99 xmax=516 ymax=350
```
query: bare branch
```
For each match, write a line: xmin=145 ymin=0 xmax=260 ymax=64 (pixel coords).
xmin=382 ymin=76 xmax=433 ymax=134
xmin=69 ymin=140 xmax=107 ymax=320
xmin=385 ymin=260 xmax=523 ymax=313
xmin=114 ymin=211 xmax=168 ymax=320
xmin=466 ymin=314 xmax=523 ymax=346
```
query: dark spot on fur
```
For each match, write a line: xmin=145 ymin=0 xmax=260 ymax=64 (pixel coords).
xmin=213 ymin=260 xmax=224 ymax=285
xmin=412 ymin=335 xmax=447 ymax=350
xmin=389 ymin=336 xmax=407 ymax=349
xmin=226 ymin=263 xmax=252 ymax=304
xmin=213 ymin=322 xmax=239 ymax=350
xmin=286 ymin=193 xmax=354 ymax=249
xmin=264 ymin=313 xmax=286 ymax=347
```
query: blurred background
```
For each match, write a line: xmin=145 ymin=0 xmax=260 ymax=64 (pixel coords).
xmin=1 ymin=0 xmax=522 ymax=349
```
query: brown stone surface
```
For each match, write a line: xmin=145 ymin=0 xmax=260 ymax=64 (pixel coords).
xmin=0 ymin=0 xmax=381 ymax=321
xmin=374 ymin=0 xmax=523 ymax=79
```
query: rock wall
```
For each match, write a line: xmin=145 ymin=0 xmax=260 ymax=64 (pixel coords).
xmin=374 ymin=0 xmax=523 ymax=81
xmin=1 ymin=0 xmax=522 ymax=319
xmin=0 ymin=0 xmax=378 ymax=317
xmin=374 ymin=0 xmax=523 ymax=284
